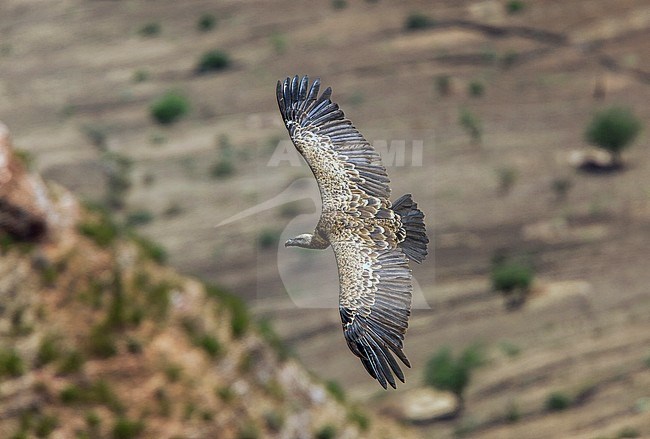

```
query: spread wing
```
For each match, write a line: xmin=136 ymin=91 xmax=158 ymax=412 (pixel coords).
xmin=277 ymin=75 xmax=392 ymax=217
xmin=331 ymin=226 xmax=412 ymax=389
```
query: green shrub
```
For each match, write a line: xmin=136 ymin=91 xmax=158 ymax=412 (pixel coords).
xmin=501 ymin=50 xmax=519 ymax=68
xmin=585 ymin=106 xmax=642 ymax=166
xmin=348 ymin=91 xmax=364 ymax=107
xmin=163 ymin=202 xmax=184 ymax=217
xmin=205 ymin=284 xmax=250 ymax=338
xmin=468 ymin=80 xmax=485 ymax=97
xmin=435 ymin=74 xmax=451 ymax=97
xmin=145 ymin=282 xmax=172 ymax=319
xmin=264 ymin=410 xmax=284 ymax=433
xmin=132 ymin=235 xmax=167 ymax=264
xmin=102 ymin=151 xmax=133 ymax=210
xmin=258 ymin=229 xmax=280 ymax=249
xmin=94 ymin=380 xmax=123 ymax=412
xmin=154 ymin=388 xmax=172 ymax=417
xmin=347 ymin=406 xmax=370 ymax=431
xmin=126 ymin=337 xmax=143 ymax=354
xmin=150 ymin=92 xmax=190 ymax=125
xmin=424 ymin=344 xmax=485 ymax=411
xmin=40 ymin=263 xmax=58 ymax=287
xmin=216 ymin=385 xmax=234 ymax=403
xmin=61 ymin=103 xmax=76 ymax=118
xmin=217 ymin=133 xmax=233 ymax=152
xmin=112 ymin=417 xmax=144 ymax=439
xmin=506 ymin=1 xmax=526 ymax=14
xmin=481 ymin=49 xmax=498 ymax=63
xmin=504 ymin=400 xmax=521 ymax=423
xmin=57 ymin=350 xmax=85 ymax=374
xmin=545 ymin=391 xmax=571 ymax=411
xmin=36 ymin=335 xmax=61 ymax=367
xmin=197 ymin=334 xmax=222 ymax=358
xmin=105 ymin=269 xmax=128 ymax=329
xmin=491 ymin=260 xmax=534 ymax=309
xmin=149 ymin=132 xmax=167 ymax=146
xmin=87 ymin=324 xmax=118 ymax=358
xmin=331 ymin=0 xmax=347 ymax=9
xmin=10 ymin=308 xmax=27 ymax=334
xmin=269 ymin=32 xmax=287 ymax=54
xmin=126 ymin=210 xmax=154 ymax=227
xmin=197 ymin=14 xmax=216 ymax=32
xmin=237 ymin=423 xmax=259 ymax=439
xmin=180 ymin=316 xmax=201 ymax=339
xmin=618 ymin=427 xmax=641 ymax=438
xmin=210 ymin=159 xmax=235 ymax=178
xmin=551 ymin=177 xmax=572 ymax=201
xmin=85 ymin=411 xmax=101 ymax=430
xmin=325 ymin=380 xmax=346 ymax=403
xmin=315 ymin=424 xmax=337 ymax=439
xmin=279 ymin=201 xmax=302 ymax=218
xmin=14 ymin=148 xmax=35 ymax=170
xmin=264 ymin=378 xmax=285 ymax=400
xmin=60 ymin=384 xmax=82 ymax=404
xmin=496 ymin=166 xmax=517 ymax=195
xmin=499 ymin=341 xmax=521 ymax=358
xmin=0 ymin=233 xmax=15 ymax=253
xmin=405 ymin=12 xmax=435 ymax=31
xmin=79 ymin=214 xmax=119 ymax=248
xmin=132 ymin=69 xmax=149 ymax=83
xmin=228 ymin=297 xmax=250 ymax=338
xmin=0 ymin=348 xmax=24 ymax=377
xmin=196 ymin=50 xmax=231 ymax=74
xmin=238 ymin=352 xmax=253 ymax=373
xmin=201 ymin=410 xmax=214 ymax=421
xmin=59 ymin=380 xmax=122 ymax=412
xmin=138 ymin=22 xmax=160 ymax=37
xmin=184 ymin=402 xmax=196 ymax=420
xmin=164 ymin=363 xmax=183 ymax=382
xmin=33 ymin=414 xmax=58 ymax=438
xmin=258 ymin=318 xmax=292 ymax=361
xmin=459 ymin=107 xmax=482 ymax=143
xmin=82 ymin=124 xmax=108 ymax=150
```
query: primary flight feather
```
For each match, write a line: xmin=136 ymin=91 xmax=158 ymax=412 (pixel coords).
xmin=277 ymin=75 xmax=429 ymax=389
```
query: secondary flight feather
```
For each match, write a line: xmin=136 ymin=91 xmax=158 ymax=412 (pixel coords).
xmin=277 ymin=75 xmax=429 ymax=389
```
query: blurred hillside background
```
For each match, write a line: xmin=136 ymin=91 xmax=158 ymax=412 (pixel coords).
xmin=1 ymin=0 xmax=649 ymax=437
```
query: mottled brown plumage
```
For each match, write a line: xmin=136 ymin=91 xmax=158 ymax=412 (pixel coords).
xmin=277 ymin=75 xmax=428 ymax=389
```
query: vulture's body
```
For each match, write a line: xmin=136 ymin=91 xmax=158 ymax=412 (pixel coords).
xmin=277 ymin=76 xmax=428 ymax=389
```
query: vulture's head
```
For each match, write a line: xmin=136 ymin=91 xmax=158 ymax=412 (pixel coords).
xmin=285 ymin=234 xmax=313 ymax=248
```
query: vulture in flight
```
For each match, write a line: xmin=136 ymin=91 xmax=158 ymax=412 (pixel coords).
xmin=277 ymin=75 xmax=429 ymax=389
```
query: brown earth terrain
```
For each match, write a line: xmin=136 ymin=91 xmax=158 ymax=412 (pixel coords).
xmin=1 ymin=0 xmax=650 ymax=437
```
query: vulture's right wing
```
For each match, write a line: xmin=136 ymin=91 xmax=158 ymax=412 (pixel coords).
xmin=277 ymin=76 xmax=392 ymax=217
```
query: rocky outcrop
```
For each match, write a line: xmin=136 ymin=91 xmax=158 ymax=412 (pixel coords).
xmin=0 ymin=122 xmax=78 ymax=243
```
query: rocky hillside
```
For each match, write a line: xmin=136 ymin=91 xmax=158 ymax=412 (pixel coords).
xmin=0 ymin=123 xmax=415 ymax=439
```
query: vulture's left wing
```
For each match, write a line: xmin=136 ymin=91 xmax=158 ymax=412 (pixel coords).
xmin=330 ymin=227 xmax=412 ymax=389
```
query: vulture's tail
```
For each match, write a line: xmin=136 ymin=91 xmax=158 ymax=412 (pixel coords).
xmin=392 ymin=194 xmax=428 ymax=263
